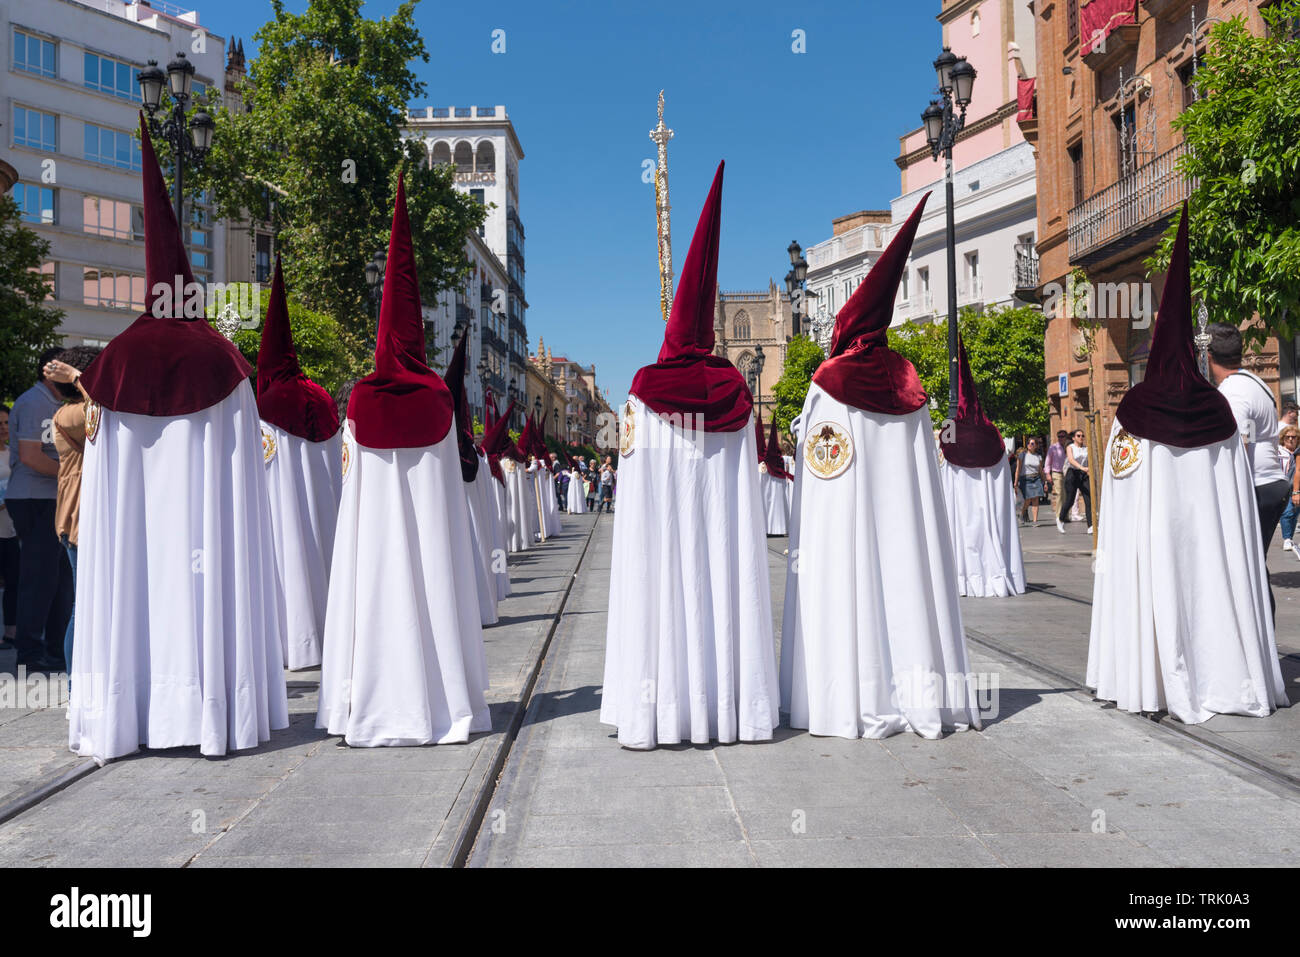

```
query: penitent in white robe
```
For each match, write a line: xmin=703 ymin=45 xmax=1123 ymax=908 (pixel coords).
xmin=1086 ymin=421 xmax=1288 ymax=724
xmin=69 ymin=382 xmax=289 ymax=764
xmin=463 ymin=464 xmax=499 ymax=627
xmin=781 ymin=383 xmax=983 ymax=739
xmin=601 ymin=397 xmax=779 ymax=749
xmin=940 ymin=457 xmax=1026 ymax=598
xmin=261 ymin=422 xmax=342 ymax=669
xmin=504 ymin=459 xmax=534 ymax=552
xmin=317 ymin=422 xmax=490 ymax=746
xmin=759 ymin=468 xmax=790 ymax=537
xmin=567 ymin=469 xmax=588 ymax=514
xmin=537 ymin=464 xmax=561 ymax=537
xmin=482 ymin=455 xmax=511 ymax=600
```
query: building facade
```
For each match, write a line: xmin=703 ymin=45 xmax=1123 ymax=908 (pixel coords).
xmin=711 ymin=281 xmax=794 ymax=424
xmin=404 ymin=105 xmax=528 ymax=429
xmin=1021 ymin=0 xmax=1285 ymax=441
xmin=4 ymin=0 xmax=234 ymax=345
xmin=804 ymin=210 xmax=891 ymax=353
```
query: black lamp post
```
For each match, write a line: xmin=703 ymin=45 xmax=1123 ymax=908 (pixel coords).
xmin=139 ymin=52 xmax=214 ymax=239
xmin=786 ymin=241 xmax=808 ymax=337
xmin=363 ymin=249 xmax=386 ymax=350
xmin=921 ymin=47 xmax=976 ymax=417
xmin=748 ymin=344 xmax=766 ymax=420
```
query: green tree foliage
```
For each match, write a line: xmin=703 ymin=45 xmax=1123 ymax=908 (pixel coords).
xmin=1149 ymin=1 xmax=1300 ymax=345
xmin=0 ymin=196 xmax=63 ymax=401
xmin=207 ymin=282 xmax=366 ymax=396
xmin=770 ymin=335 xmax=825 ymax=437
xmin=890 ymin=304 xmax=1049 ymax=439
xmin=184 ymin=0 xmax=486 ymax=335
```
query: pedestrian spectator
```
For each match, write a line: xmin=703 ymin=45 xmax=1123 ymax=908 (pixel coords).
xmin=554 ymin=454 xmax=568 ymax=512
xmin=1056 ymin=427 xmax=1092 ymax=534
xmin=43 ymin=347 xmax=102 ymax=676
xmin=6 ymin=347 xmax=74 ymax=671
xmin=1279 ymin=425 xmax=1300 ymax=558
xmin=1015 ymin=436 xmax=1045 ymax=525
xmin=1208 ymin=323 xmax=1290 ymax=614
xmin=586 ymin=458 xmax=598 ymax=511
xmin=1282 ymin=401 xmax=1298 ymax=429
xmin=1044 ymin=429 xmax=1067 ymax=518
xmin=0 ymin=404 xmax=17 ymax=649
xmin=595 ymin=456 xmax=615 ymax=513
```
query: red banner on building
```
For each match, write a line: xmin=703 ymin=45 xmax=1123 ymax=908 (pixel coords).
xmin=1080 ymin=0 xmax=1136 ymax=56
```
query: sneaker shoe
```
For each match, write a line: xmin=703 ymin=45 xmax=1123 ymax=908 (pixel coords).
xmin=1285 ymin=539 xmax=1294 ymax=551
xmin=1057 ymin=518 xmax=1066 ymax=534
xmin=1087 ymin=526 xmax=1094 ymax=534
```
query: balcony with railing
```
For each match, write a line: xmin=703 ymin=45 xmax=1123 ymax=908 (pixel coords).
xmin=1068 ymin=143 xmax=1190 ymax=265
xmin=1013 ymin=243 xmax=1039 ymax=299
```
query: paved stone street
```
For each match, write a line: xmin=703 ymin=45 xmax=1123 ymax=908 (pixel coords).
xmin=1 ymin=511 xmax=1298 ymax=867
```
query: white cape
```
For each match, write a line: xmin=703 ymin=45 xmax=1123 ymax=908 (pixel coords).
xmin=482 ymin=456 xmax=511 ymax=600
xmin=503 ymin=459 xmax=535 ymax=552
xmin=1086 ymin=421 xmax=1288 ymax=723
xmin=567 ymin=469 xmax=588 ymax=513
xmin=537 ymin=464 xmax=561 ymax=537
xmin=463 ymin=463 xmax=500 ymax=626
xmin=781 ymin=384 xmax=982 ymax=739
xmin=317 ymin=422 xmax=490 ymax=746
xmin=940 ymin=457 xmax=1026 ymax=598
xmin=601 ymin=396 xmax=779 ymax=749
xmin=69 ymin=382 xmax=289 ymax=763
xmin=759 ymin=469 xmax=790 ymax=536
xmin=262 ymin=422 xmax=342 ymax=669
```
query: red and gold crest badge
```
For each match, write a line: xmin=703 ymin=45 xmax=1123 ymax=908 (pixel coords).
xmin=341 ymin=436 xmax=352 ymax=480
xmin=84 ymin=400 xmax=102 ymax=444
xmin=804 ymin=422 xmax=853 ymax=479
xmin=261 ymin=424 xmax=277 ymax=465
xmin=619 ymin=400 xmax=636 ymax=457
xmin=1109 ymin=428 xmax=1141 ymax=478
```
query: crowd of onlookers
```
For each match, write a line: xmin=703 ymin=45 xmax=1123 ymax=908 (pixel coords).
xmin=0 ymin=346 xmax=101 ymax=673
xmin=556 ymin=454 xmax=616 ymax=514
xmin=1010 ymin=428 xmax=1093 ymax=533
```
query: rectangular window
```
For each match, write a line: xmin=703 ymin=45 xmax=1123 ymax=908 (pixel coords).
xmin=14 ymin=106 xmax=57 ymax=152
xmin=13 ymin=29 xmax=56 ymax=78
xmin=13 ymin=183 xmax=55 ymax=224
xmin=1068 ymin=144 xmax=1084 ymax=206
xmin=901 ymin=269 xmax=910 ymax=302
xmin=255 ymin=233 xmax=272 ymax=283
xmin=1178 ymin=61 xmax=1197 ymax=111
xmin=83 ymin=195 xmax=143 ymax=239
xmin=84 ymin=123 xmax=141 ymax=170
xmin=1067 ymin=0 xmax=1079 ymax=44
xmin=83 ymin=51 xmax=138 ymax=101
xmin=82 ymin=267 xmax=145 ymax=311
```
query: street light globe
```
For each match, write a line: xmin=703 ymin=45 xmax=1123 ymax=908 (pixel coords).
xmin=922 ymin=100 xmax=945 ymax=149
xmin=951 ymin=58 xmax=977 ymax=108
xmin=190 ymin=111 xmax=215 ymax=153
xmin=787 ymin=240 xmax=802 ymax=265
xmin=138 ymin=60 xmax=166 ymax=113
xmin=793 ymin=256 xmax=808 ymax=284
xmin=933 ymin=47 xmax=958 ymax=93
xmin=364 ymin=260 xmax=381 ymax=289
xmin=166 ymin=52 xmax=195 ymax=100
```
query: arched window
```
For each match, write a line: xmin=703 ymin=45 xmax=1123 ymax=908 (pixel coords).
xmin=971 ymin=9 xmax=981 ymax=36
xmin=476 ymin=140 xmax=496 ymax=172
xmin=430 ymin=141 xmax=452 ymax=166
xmin=733 ymin=309 xmax=750 ymax=340
xmin=736 ymin=350 xmax=755 ymax=381
xmin=453 ymin=140 xmax=473 ymax=172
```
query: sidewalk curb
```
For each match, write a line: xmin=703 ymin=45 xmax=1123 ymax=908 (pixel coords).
xmin=439 ymin=514 xmax=601 ymax=868
xmin=0 ymin=757 xmax=98 ymax=827
xmin=965 ymin=627 xmax=1300 ymax=794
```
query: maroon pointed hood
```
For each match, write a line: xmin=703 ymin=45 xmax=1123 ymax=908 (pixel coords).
xmin=530 ymin=412 xmax=551 ymax=464
xmin=256 ymin=255 xmax=340 ymax=441
xmin=764 ymin=417 xmax=793 ymax=479
xmin=483 ymin=398 xmax=518 ymax=476
xmin=442 ymin=331 xmax=479 ymax=482
xmin=813 ymin=194 xmax=930 ymax=415
xmin=754 ymin=407 xmax=767 ymax=463
xmin=939 ymin=335 xmax=1005 ymax=468
xmin=346 ymin=174 xmax=453 ymax=449
xmin=629 ymin=161 xmax=753 ymax=433
xmin=1116 ymin=204 xmax=1237 ymax=449
xmin=79 ymin=116 xmax=252 ymax=415
xmin=484 ymin=388 xmax=497 ymax=430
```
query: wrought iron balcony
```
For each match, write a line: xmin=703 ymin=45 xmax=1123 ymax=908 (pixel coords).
xmin=1013 ymin=242 xmax=1039 ymax=294
xmin=1068 ymin=143 xmax=1190 ymax=265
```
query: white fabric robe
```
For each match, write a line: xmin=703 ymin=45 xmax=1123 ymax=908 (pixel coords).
xmin=463 ymin=463 xmax=499 ymax=626
xmin=536 ymin=464 xmax=561 ymax=537
xmin=759 ymin=468 xmax=791 ymax=536
xmin=317 ymin=422 xmax=490 ymax=746
xmin=780 ymin=383 xmax=982 ymax=739
xmin=482 ymin=456 xmax=511 ymax=600
xmin=262 ymin=422 xmax=342 ymax=669
xmin=69 ymin=383 xmax=289 ymax=763
xmin=601 ymin=396 xmax=779 ymax=749
xmin=503 ymin=459 xmax=534 ymax=552
xmin=940 ymin=457 xmax=1026 ymax=598
xmin=567 ymin=469 xmax=588 ymax=513
xmin=1086 ymin=421 xmax=1288 ymax=723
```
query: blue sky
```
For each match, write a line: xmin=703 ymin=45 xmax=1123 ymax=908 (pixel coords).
xmin=199 ymin=0 xmax=943 ymax=403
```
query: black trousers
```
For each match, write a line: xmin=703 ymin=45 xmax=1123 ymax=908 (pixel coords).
xmin=6 ymin=498 xmax=73 ymax=665
xmin=1256 ymin=478 xmax=1291 ymax=619
xmin=0 ymin=535 xmax=19 ymax=632
xmin=1058 ymin=468 xmax=1092 ymax=526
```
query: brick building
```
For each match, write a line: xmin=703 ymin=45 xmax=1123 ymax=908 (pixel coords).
xmin=1019 ymin=0 xmax=1287 ymax=442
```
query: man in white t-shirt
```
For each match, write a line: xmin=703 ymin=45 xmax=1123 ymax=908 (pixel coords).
xmin=1209 ymin=323 xmax=1290 ymax=615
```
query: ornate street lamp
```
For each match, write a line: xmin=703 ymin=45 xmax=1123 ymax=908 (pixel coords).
xmin=920 ymin=47 xmax=976 ymax=417
xmin=364 ymin=249 xmax=385 ymax=350
xmin=139 ymin=52 xmax=214 ymax=237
